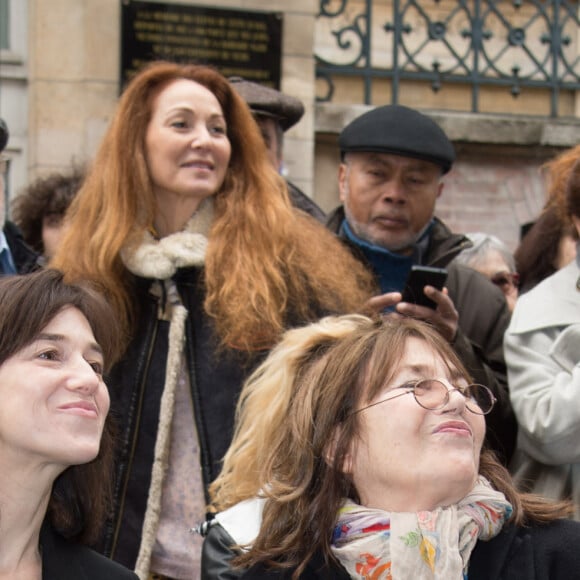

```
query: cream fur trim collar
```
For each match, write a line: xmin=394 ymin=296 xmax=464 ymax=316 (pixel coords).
xmin=121 ymin=198 xmax=214 ymax=279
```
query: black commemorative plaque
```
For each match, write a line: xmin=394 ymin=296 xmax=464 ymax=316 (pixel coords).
xmin=120 ymin=1 xmax=282 ymax=91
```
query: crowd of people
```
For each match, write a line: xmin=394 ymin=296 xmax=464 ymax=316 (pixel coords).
xmin=0 ymin=61 xmax=579 ymax=580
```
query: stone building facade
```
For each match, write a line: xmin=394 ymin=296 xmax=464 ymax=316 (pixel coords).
xmin=1 ymin=0 xmax=578 ymax=250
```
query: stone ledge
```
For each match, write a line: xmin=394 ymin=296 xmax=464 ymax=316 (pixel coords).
xmin=315 ymin=103 xmax=580 ymax=148
xmin=0 ymin=60 xmax=28 ymax=81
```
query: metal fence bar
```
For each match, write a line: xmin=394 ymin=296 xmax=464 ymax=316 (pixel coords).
xmin=315 ymin=0 xmax=580 ymax=117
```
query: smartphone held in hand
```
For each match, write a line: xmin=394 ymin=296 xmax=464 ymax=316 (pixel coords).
xmin=401 ymin=266 xmax=448 ymax=309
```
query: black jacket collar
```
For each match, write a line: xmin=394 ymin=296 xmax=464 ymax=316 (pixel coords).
xmin=41 ymin=522 xmax=137 ymax=580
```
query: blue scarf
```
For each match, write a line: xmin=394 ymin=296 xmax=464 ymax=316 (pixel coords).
xmin=341 ymin=220 xmax=433 ymax=294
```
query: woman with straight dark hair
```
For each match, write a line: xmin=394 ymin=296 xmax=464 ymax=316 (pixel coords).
xmin=51 ymin=61 xmax=374 ymax=578
xmin=0 ymin=269 xmax=136 ymax=579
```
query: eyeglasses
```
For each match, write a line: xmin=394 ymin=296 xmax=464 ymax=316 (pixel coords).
xmin=490 ymin=272 xmax=520 ymax=290
xmin=352 ymin=379 xmax=496 ymax=416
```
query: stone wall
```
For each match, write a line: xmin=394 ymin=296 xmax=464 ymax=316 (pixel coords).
xmin=1 ymin=0 xmax=578 ymax=249
xmin=1 ymin=0 xmax=316 ymax=199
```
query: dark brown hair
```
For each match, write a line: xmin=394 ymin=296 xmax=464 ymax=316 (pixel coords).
xmin=514 ymin=204 xmax=576 ymax=293
xmin=0 ymin=269 xmax=123 ymax=544
xmin=11 ymin=166 xmax=85 ymax=254
xmin=515 ymin=146 xmax=580 ymax=293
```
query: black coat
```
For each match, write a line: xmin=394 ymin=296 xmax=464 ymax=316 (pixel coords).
xmin=100 ymin=266 xmax=325 ymax=570
xmin=239 ymin=521 xmax=580 ymax=580
xmin=41 ymin=524 xmax=137 ymax=580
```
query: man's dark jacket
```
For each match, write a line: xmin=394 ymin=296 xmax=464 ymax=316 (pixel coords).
xmin=327 ymin=207 xmax=517 ymax=465
xmin=287 ymin=181 xmax=326 ymax=223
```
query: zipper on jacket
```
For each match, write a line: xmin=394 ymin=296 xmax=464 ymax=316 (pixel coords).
xmin=179 ymin=283 xmax=215 ymax=505
xmin=108 ymin=302 xmax=160 ymax=559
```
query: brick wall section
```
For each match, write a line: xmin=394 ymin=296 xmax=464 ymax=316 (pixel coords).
xmin=438 ymin=145 xmax=553 ymax=251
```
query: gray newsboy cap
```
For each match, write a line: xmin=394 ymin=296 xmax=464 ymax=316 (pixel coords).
xmin=0 ymin=118 xmax=8 ymax=153
xmin=229 ymin=77 xmax=305 ymax=131
xmin=339 ymin=104 xmax=455 ymax=173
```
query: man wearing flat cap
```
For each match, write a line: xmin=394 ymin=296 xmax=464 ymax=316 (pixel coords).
xmin=229 ymin=77 xmax=325 ymax=222
xmin=327 ymin=104 xmax=517 ymax=466
xmin=0 ymin=118 xmax=39 ymax=276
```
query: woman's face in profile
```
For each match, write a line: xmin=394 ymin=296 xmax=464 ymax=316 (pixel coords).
xmin=345 ymin=337 xmax=485 ymax=513
xmin=0 ymin=307 xmax=109 ymax=473
xmin=145 ymin=78 xmax=232 ymax=213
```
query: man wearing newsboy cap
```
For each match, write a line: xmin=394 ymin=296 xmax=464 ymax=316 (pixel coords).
xmin=0 ymin=118 xmax=39 ymax=276
xmin=229 ymin=77 xmax=325 ymax=222
xmin=327 ymin=104 xmax=516 ymax=466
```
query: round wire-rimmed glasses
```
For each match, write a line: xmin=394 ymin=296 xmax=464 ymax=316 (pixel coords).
xmin=352 ymin=379 xmax=497 ymax=416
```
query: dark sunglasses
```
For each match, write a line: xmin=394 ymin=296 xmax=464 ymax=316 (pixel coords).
xmin=490 ymin=272 xmax=520 ymax=289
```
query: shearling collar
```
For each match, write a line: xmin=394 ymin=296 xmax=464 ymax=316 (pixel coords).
xmin=121 ymin=198 xmax=214 ymax=279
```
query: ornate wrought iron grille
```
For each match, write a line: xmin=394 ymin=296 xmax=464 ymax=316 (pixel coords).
xmin=315 ymin=0 xmax=579 ymax=117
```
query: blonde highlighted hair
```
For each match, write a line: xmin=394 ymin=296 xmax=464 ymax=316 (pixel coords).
xmin=51 ymin=61 xmax=375 ymax=349
xmin=210 ymin=314 xmax=372 ymax=509
xmin=210 ymin=315 xmax=572 ymax=576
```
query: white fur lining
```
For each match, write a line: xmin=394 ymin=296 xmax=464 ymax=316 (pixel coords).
xmin=121 ymin=197 xmax=214 ymax=279
xmin=127 ymin=199 xmax=214 ymax=578
xmin=134 ymin=286 xmax=188 ymax=579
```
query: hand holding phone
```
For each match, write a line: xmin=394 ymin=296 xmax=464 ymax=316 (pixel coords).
xmin=401 ymin=266 xmax=448 ymax=310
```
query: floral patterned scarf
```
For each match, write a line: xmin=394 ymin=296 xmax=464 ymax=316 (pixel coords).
xmin=331 ymin=476 xmax=512 ymax=579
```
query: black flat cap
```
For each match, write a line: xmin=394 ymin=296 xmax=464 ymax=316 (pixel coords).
xmin=229 ymin=77 xmax=304 ymax=131
xmin=339 ymin=104 xmax=455 ymax=173
xmin=0 ymin=118 xmax=8 ymax=153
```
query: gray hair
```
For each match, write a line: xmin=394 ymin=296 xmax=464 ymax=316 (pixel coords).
xmin=455 ymin=232 xmax=516 ymax=273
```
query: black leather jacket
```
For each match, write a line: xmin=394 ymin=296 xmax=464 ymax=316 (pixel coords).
xmin=99 ymin=268 xmax=267 ymax=569
xmin=327 ymin=207 xmax=517 ymax=465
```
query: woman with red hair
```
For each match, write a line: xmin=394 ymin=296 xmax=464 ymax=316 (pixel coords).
xmin=52 ymin=61 xmax=374 ymax=578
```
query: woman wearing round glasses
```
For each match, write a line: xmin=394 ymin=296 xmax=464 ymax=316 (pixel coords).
xmin=204 ymin=315 xmax=580 ymax=579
